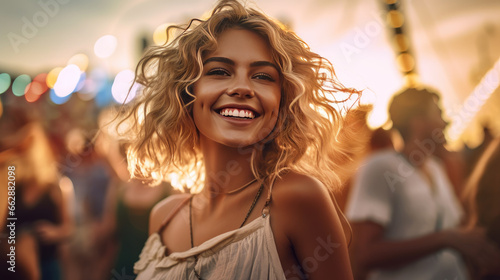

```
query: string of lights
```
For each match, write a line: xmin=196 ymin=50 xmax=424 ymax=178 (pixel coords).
xmin=383 ymin=0 xmax=419 ymax=88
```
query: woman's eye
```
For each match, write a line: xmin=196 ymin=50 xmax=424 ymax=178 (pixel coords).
xmin=206 ymin=68 xmax=230 ymax=76
xmin=253 ymin=73 xmax=275 ymax=82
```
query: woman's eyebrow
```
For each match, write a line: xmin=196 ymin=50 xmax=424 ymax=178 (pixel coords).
xmin=249 ymin=61 xmax=279 ymax=71
xmin=203 ymin=57 xmax=279 ymax=71
xmin=203 ymin=57 xmax=234 ymax=65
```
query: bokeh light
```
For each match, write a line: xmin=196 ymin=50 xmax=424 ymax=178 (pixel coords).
xmin=94 ymin=35 xmax=117 ymax=58
xmin=47 ymin=67 xmax=63 ymax=88
xmin=387 ymin=10 xmax=404 ymax=28
xmin=394 ymin=34 xmax=409 ymax=52
xmin=0 ymin=73 xmax=11 ymax=94
xmin=404 ymin=72 xmax=419 ymax=88
xmin=68 ymin=53 xmax=89 ymax=71
xmin=25 ymin=83 xmax=42 ymax=102
xmin=50 ymin=88 xmax=71 ymax=105
xmin=54 ymin=64 xmax=81 ymax=97
xmin=25 ymin=73 xmax=49 ymax=102
xmin=75 ymin=72 xmax=87 ymax=92
xmin=33 ymin=73 xmax=49 ymax=95
xmin=396 ymin=53 xmax=415 ymax=73
xmin=111 ymin=69 xmax=139 ymax=104
xmin=12 ymin=74 xmax=31 ymax=97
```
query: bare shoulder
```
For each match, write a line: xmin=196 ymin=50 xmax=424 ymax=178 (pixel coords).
xmin=272 ymin=171 xmax=346 ymax=234
xmin=272 ymin=172 xmax=333 ymax=210
xmin=149 ymin=193 xmax=190 ymax=235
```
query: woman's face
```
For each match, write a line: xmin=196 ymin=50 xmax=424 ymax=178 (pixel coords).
xmin=192 ymin=28 xmax=281 ymax=148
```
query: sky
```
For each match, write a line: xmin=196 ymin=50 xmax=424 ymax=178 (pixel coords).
xmin=1 ymin=0 xmax=500 ymax=147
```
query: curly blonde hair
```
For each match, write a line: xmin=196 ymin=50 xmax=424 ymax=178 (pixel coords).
xmin=119 ymin=0 xmax=364 ymax=193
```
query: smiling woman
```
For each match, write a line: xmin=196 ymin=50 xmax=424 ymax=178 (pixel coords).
xmin=192 ymin=28 xmax=281 ymax=148
xmin=116 ymin=0 xmax=364 ymax=279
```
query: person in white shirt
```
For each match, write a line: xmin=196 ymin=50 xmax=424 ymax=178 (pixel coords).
xmin=346 ymin=87 xmax=500 ymax=280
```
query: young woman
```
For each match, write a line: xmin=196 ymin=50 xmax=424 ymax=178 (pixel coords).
xmin=120 ymin=0 xmax=362 ymax=279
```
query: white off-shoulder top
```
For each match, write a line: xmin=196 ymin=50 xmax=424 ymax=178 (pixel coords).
xmin=134 ymin=196 xmax=286 ymax=280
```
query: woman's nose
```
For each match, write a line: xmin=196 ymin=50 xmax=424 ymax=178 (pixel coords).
xmin=226 ymin=76 xmax=254 ymax=98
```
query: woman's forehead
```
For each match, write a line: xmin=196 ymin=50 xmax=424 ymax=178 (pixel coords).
xmin=204 ymin=28 xmax=274 ymax=62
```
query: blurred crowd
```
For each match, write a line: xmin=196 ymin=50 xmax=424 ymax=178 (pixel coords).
xmin=0 ymin=85 xmax=499 ymax=280
xmin=0 ymin=98 xmax=174 ymax=280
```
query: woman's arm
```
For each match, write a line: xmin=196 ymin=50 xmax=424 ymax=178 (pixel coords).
xmin=274 ymin=174 xmax=353 ymax=280
xmin=350 ymin=221 xmax=500 ymax=273
xmin=35 ymin=181 xmax=74 ymax=244
xmin=351 ymin=221 xmax=446 ymax=271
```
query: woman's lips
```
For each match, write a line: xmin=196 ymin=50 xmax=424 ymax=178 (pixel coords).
xmin=218 ymin=108 xmax=256 ymax=119
xmin=213 ymin=103 xmax=261 ymax=118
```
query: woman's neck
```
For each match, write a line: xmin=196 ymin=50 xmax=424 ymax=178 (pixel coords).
xmin=199 ymin=136 xmax=256 ymax=196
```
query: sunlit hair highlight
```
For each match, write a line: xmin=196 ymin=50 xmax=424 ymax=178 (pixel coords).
xmin=118 ymin=0 xmax=364 ymax=193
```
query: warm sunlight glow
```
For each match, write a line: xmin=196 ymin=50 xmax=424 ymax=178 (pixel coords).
xmin=447 ymin=56 xmax=500 ymax=141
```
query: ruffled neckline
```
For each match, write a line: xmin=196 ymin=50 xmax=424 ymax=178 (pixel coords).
xmin=134 ymin=215 xmax=268 ymax=271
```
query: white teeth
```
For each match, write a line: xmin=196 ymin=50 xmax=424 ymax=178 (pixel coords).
xmin=219 ymin=108 xmax=255 ymax=119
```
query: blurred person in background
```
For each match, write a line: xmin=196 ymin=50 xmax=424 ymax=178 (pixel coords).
xmin=346 ymin=87 xmax=500 ymax=280
xmin=0 ymin=105 xmax=73 ymax=280
xmin=93 ymin=110 xmax=173 ymax=280
xmin=434 ymin=135 xmax=467 ymax=201
xmin=340 ymin=127 xmax=395 ymax=213
xmin=463 ymin=138 xmax=500 ymax=279
xmin=59 ymin=126 xmax=113 ymax=280
xmin=336 ymin=105 xmax=373 ymax=211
